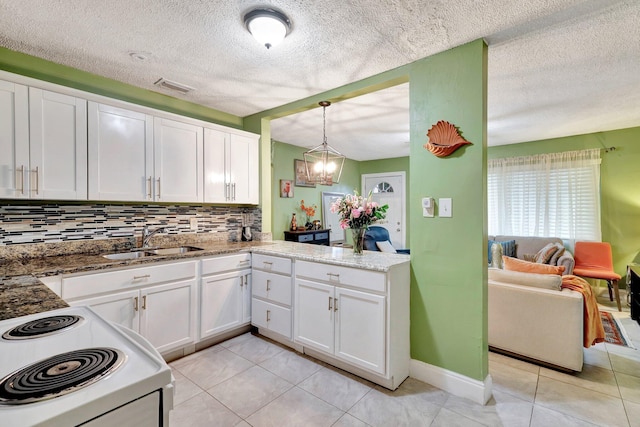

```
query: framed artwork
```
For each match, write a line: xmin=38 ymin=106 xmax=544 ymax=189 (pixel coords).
xmin=294 ymin=159 xmax=316 ymax=187
xmin=280 ymin=179 xmax=294 ymax=198
xmin=322 ymin=191 xmax=346 ymax=244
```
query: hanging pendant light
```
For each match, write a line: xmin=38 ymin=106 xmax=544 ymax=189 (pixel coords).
xmin=303 ymin=101 xmax=345 ymax=186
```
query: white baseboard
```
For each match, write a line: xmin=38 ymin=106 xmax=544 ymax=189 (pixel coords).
xmin=410 ymin=359 xmax=492 ymax=405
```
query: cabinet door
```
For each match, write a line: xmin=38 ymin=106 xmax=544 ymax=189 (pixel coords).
xmin=153 ymin=117 xmax=203 ymax=202
xmin=68 ymin=290 xmax=140 ymax=333
xmin=294 ymin=279 xmax=334 ymax=354
xmin=228 ymin=133 xmax=258 ymax=204
xmin=88 ymin=102 xmax=153 ymax=201
xmin=29 ymin=88 xmax=87 ymax=200
xmin=242 ymin=273 xmax=252 ymax=324
xmin=334 ymin=288 xmax=386 ymax=374
xmin=200 ymin=271 xmax=244 ymax=339
xmin=0 ymin=80 xmax=29 ymax=198
xmin=140 ymin=279 xmax=197 ymax=354
xmin=203 ymin=127 xmax=227 ymax=203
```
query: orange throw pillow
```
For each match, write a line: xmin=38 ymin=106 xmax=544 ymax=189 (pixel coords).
xmin=502 ymin=256 xmax=565 ymax=275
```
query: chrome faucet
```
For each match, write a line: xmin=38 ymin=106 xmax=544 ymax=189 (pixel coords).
xmin=141 ymin=225 xmax=168 ymax=249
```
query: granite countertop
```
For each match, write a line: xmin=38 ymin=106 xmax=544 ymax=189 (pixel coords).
xmin=0 ymin=239 xmax=409 ymax=322
xmin=0 ymin=241 xmax=263 ymax=279
xmin=0 ymin=275 xmax=69 ymax=321
xmin=253 ymin=241 xmax=410 ymax=272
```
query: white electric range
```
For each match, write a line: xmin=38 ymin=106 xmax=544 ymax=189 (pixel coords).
xmin=0 ymin=306 xmax=174 ymax=426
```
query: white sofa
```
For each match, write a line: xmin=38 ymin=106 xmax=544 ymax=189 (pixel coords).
xmin=488 ymin=268 xmax=584 ymax=372
xmin=489 ymin=235 xmax=575 ymax=275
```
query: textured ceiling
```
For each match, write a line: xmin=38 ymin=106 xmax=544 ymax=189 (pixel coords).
xmin=1 ymin=0 xmax=638 ymax=161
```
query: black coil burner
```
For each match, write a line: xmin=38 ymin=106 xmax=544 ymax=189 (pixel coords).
xmin=0 ymin=347 xmax=125 ymax=404
xmin=2 ymin=315 xmax=84 ymax=340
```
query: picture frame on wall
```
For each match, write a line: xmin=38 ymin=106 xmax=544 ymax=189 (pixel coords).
xmin=280 ymin=180 xmax=294 ymax=198
xmin=322 ymin=191 xmax=346 ymax=244
xmin=294 ymin=159 xmax=316 ymax=187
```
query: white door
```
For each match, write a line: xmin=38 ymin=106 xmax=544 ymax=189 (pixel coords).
xmin=362 ymin=172 xmax=406 ymax=248
xmin=203 ymin=127 xmax=227 ymax=203
xmin=200 ymin=271 xmax=244 ymax=339
xmin=294 ymin=279 xmax=334 ymax=354
xmin=68 ymin=290 xmax=140 ymax=333
xmin=334 ymin=287 xmax=386 ymax=374
xmin=140 ymin=279 xmax=197 ymax=354
xmin=153 ymin=117 xmax=203 ymax=202
xmin=88 ymin=102 xmax=153 ymax=201
xmin=0 ymin=80 xmax=29 ymax=198
xmin=228 ymin=133 xmax=259 ymax=204
xmin=29 ymin=88 xmax=87 ymax=200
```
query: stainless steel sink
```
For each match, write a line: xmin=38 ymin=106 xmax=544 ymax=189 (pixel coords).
xmin=102 ymin=251 xmax=156 ymax=260
xmin=147 ymin=246 xmax=204 ymax=255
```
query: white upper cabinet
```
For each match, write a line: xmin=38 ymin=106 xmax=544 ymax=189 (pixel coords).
xmin=153 ymin=117 xmax=203 ymax=203
xmin=88 ymin=102 xmax=153 ymax=201
xmin=0 ymin=80 xmax=29 ymax=198
xmin=204 ymin=127 xmax=258 ymax=204
xmin=29 ymin=88 xmax=87 ymax=200
xmin=0 ymin=80 xmax=87 ymax=200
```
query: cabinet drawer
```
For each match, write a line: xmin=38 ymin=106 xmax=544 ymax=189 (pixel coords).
xmin=201 ymin=253 xmax=251 ymax=275
xmin=251 ymin=298 xmax=292 ymax=339
xmin=252 ymin=270 xmax=292 ymax=306
xmin=62 ymin=261 xmax=197 ymax=300
xmin=296 ymin=260 xmax=386 ymax=293
xmin=299 ymin=234 xmax=314 ymax=242
xmin=252 ymin=254 xmax=291 ymax=275
xmin=315 ymin=231 xmax=329 ymax=241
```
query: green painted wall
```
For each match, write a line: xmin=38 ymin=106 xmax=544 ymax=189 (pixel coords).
xmin=270 ymin=141 xmax=360 ymax=242
xmin=0 ymin=47 xmax=242 ymax=128
xmin=409 ymin=40 xmax=488 ymax=380
xmin=488 ymin=126 xmax=640 ymax=282
xmin=360 ymin=157 xmax=411 ymax=246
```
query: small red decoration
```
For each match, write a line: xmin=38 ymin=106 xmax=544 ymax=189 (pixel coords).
xmin=424 ymin=120 xmax=472 ymax=157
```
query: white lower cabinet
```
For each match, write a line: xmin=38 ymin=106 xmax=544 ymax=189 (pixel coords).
xmin=200 ymin=269 xmax=251 ymax=339
xmin=63 ymin=260 xmax=198 ymax=354
xmin=199 ymin=253 xmax=252 ymax=340
xmin=295 ymin=279 xmax=386 ymax=374
xmin=293 ymin=259 xmax=409 ymax=389
xmin=251 ymin=254 xmax=293 ymax=340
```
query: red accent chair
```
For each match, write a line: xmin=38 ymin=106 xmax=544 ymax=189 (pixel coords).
xmin=573 ymin=241 xmax=622 ymax=311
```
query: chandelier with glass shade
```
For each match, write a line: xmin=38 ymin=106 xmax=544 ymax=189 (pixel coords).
xmin=303 ymin=101 xmax=345 ymax=186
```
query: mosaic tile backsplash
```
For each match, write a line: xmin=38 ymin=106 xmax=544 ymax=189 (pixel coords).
xmin=0 ymin=203 xmax=261 ymax=246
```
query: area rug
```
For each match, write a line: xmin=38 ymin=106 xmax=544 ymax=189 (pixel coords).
xmin=600 ymin=311 xmax=632 ymax=347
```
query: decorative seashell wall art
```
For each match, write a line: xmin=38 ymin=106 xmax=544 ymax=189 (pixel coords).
xmin=424 ymin=120 xmax=472 ymax=157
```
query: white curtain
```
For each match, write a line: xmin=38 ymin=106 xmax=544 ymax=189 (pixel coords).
xmin=488 ymin=148 xmax=601 ymax=243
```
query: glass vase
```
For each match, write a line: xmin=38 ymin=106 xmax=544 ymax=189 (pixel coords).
xmin=352 ymin=227 xmax=366 ymax=255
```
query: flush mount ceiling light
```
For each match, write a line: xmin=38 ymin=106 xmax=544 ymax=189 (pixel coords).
xmin=244 ymin=8 xmax=291 ymax=49
xmin=303 ymin=101 xmax=345 ymax=186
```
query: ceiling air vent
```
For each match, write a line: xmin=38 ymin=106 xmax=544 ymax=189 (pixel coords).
xmin=153 ymin=78 xmax=194 ymax=95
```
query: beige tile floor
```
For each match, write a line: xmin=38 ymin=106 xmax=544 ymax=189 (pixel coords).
xmin=169 ymin=288 xmax=640 ymax=426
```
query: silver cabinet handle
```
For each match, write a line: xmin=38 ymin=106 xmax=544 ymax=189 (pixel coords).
xmin=31 ymin=166 xmax=39 ymax=195
xmin=133 ymin=274 xmax=150 ymax=280
xmin=134 ymin=296 xmax=139 ymax=311
xmin=334 ymin=297 xmax=338 ymax=312
xmin=232 ymin=183 xmax=236 ymax=201
xmin=266 ymin=279 xmax=271 ymax=292
xmin=328 ymin=296 xmax=333 ymax=311
xmin=142 ymin=295 xmax=147 ymax=310
xmin=225 ymin=183 xmax=230 ymax=201
xmin=147 ymin=176 xmax=152 ymax=199
xmin=239 ymin=260 xmax=251 ymax=266
xmin=266 ymin=309 xmax=271 ymax=322
xmin=156 ymin=178 xmax=161 ymax=199
xmin=16 ymin=165 xmax=25 ymax=195
xmin=327 ymin=272 xmax=340 ymax=279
